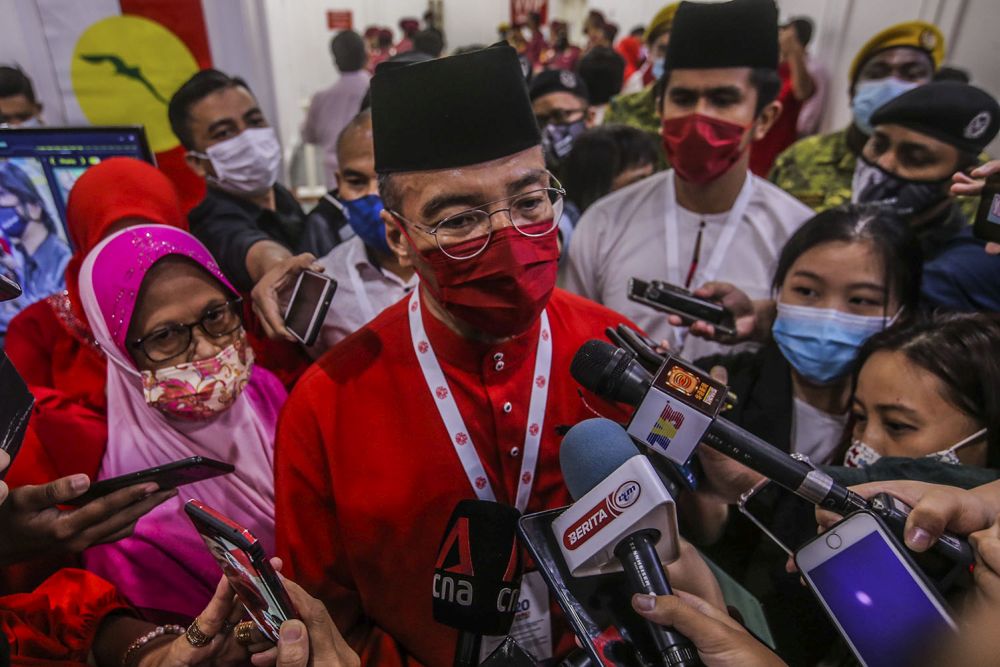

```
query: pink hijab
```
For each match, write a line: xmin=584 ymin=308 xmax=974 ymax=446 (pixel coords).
xmin=78 ymin=225 xmax=287 ymax=622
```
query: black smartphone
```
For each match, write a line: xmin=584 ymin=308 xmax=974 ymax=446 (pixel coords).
xmin=737 ymin=479 xmax=818 ymax=556
xmin=795 ymin=511 xmax=956 ymax=667
xmin=65 ymin=456 xmax=234 ymax=506
xmin=186 ymin=499 xmax=297 ymax=642
xmin=0 ymin=274 xmax=21 ymax=302
xmin=283 ymin=270 xmax=336 ymax=346
xmin=972 ymin=171 xmax=1000 ymax=243
xmin=0 ymin=351 xmax=33 ymax=477
xmin=627 ymin=278 xmax=736 ymax=336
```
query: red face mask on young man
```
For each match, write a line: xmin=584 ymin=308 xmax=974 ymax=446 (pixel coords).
xmin=407 ymin=221 xmax=560 ymax=338
xmin=661 ymin=113 xmax=750 ymax=185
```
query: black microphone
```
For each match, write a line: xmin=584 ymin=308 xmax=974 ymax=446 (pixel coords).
xmin=559 ymin=418 xmax=700 ymax=667
xmin=433 ymin=500 xmax=523 ymax=667
xmin=571 ymin=340 xmax=866 ymax=511
xmin=570 ymin=340 xmax=975 ymax=572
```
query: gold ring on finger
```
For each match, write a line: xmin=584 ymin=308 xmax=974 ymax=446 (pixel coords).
xmin=185 ymin=618 xmax=214 ymax=647
xmin=233 ymin=620 xmax=256 ymax=646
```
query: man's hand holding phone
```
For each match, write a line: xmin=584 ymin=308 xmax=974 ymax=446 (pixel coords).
xmin=0 ymin=472 xmax=175 ymax=565
xmin=664 ymin=282 xmax=771 ymax=344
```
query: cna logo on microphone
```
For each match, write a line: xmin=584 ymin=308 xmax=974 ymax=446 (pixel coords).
xmin=646 ymin=402 xmax=686 ymax=450
xmin=563 ymin=481 xmax=641 ymax=550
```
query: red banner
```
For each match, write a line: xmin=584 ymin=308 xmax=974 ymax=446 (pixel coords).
xmin=327 ymin=10 xmax=353 ymax=31
xmin=510 ymin=0 xmax=548 ymax=26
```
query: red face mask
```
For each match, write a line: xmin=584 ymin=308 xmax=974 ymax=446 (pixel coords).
xmin=661 ymin=113 xmax=749 ymax=185
xmin=411 ymin=221 xmax=560 ymax=338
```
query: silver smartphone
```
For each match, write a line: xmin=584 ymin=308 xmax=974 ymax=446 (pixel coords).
xmin=794 ymin=511 xmax=956 ymax=667
xmin=283 ymin=270 xmax=336 ymax=346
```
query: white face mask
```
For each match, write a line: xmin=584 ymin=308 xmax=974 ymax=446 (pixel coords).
xmin=191 ymin=127 xmax=281 ymax=198
xmin=845 ymin=427 xmax=988 ymax=468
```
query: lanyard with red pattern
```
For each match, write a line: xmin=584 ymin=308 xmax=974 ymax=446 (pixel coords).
xmin=407 ymin=290 xmax=551 ymax=513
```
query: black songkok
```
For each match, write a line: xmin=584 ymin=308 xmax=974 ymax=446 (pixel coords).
xmin=667 ymin=0 xmax=779 ymax=71
xmin=371 ymin=44 xmax=541 ymax=173
xmin=871 ymin=82 xmax=999 ymax=155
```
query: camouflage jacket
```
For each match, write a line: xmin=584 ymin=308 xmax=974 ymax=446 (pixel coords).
xmin=605 ymin=85 xmax=660 ymax=135
xmin=769 ymin=127 xmax=983 ymax=221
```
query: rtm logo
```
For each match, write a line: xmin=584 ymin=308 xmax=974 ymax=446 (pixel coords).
xmin=563 ymin=481 xmax=641 ymax=550
xmin=646 ymin=402 xmax=686 ymax=450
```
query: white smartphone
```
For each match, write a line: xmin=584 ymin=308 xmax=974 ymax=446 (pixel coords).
xmin=283 ymin=270 xmax=336 ymax=346
xmin=794 ymin=511 xmax=956 ymax=667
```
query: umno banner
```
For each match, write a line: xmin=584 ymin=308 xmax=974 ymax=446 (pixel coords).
xmin=511 ymin=0 xmax=548 ymax=25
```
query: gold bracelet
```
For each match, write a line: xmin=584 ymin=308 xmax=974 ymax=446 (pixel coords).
xmin=122 ymin=624 xmax=185 ymax=667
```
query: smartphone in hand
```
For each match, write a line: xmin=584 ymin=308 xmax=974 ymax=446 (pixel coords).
xmin=65 ymin=456 xmax=233 ymax=506
xmin=973 ymin=171 xmax=1000 ymax=243
xmin=284 ymin=270 xmax=336 ymax=346
xmin=186 ymin=499 xmax=297 ymax=642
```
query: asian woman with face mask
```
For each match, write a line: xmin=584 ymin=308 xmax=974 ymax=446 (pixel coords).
xmin=844 ymin=313 xmax=1000 ymax=470
xmin=694 ymin=204 xmax=922 ymax=467
xmin=77 ymin=225 xmax=287 ymax=625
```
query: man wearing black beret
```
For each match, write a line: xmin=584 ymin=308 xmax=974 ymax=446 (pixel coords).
xmin=529 ymin=68 xmax=592 ymax=172
xmin=273 ymin=45 xmax=713 ymax=667
xmin=853 ymin=81 xmax=1000 ymax=312
xmin=564 ymin=0 xmax=812 ymax=360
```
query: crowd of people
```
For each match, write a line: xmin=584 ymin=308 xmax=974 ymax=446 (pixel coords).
xmin=0 ymin=0 xmax=999 ymax=665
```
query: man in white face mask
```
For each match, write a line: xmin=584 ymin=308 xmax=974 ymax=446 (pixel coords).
xmin=168 ymin=70 xmax=322 ymax=327
xmin=0 ymin=66 xmax=44 ymax=128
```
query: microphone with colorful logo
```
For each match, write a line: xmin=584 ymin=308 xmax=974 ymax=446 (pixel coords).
xmin=554 ymin=417 xmax=699 ymax=667
xmin=433 ymin=499 xmax=525 ymax=667
xmin=569 ymin=339 xmax=974 ymax=585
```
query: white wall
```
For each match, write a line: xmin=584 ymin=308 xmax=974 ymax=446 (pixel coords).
xmin=1 ymin=0 xmax=997 ymax=162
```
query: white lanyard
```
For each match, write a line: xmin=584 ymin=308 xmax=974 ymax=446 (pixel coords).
xmin=408 ymin=290 xmax=551 ymax=513
xmin=663 ymin=171 xmax=755 ymax=288
xmin=345 ymin=241 xmax=376 ymax=323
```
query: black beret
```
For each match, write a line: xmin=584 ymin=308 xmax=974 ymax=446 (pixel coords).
xmin=667 ymin=0 xmax=779 ymax=71
xmin=528 ymin=68 xmax=590 ymax=103
xmin=871 ymin=82 xmax=1000 ymax=155
xmin=371 ymin=44 xmax=541 ymax=173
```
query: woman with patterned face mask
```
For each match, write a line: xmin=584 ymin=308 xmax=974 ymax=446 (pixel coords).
xmin=844 ymin=313 xmax=1000 ymax=469
xmin=77 ymin=224 xmax=287 ymax=625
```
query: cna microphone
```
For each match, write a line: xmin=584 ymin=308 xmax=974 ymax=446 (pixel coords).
xmin=433 ymin=500 xmax=523 ymax=667
xmin=553 ymin=418 xmax=699 ymax=667
xmin=569 ymin=340 xmax=974 ymax=573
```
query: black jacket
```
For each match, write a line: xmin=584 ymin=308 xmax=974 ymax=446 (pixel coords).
xmin=189 ymin=184 xmax=305 ymax=292
xmin=296 ymin=191 xmax=355 ymax=259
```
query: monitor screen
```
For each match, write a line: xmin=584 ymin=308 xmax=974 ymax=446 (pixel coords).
xmin=0 ymin=126 xmax=154 ymax=245
xmin=0 ymin=126 xmax=155 ymax=335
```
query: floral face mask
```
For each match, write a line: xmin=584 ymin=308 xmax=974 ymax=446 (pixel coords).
xmin=141 ymin=336 xmax=253 ymax=421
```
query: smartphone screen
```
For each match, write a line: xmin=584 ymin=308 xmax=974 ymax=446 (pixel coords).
xmin=973 ymin=173 xmax=1000 ymax=243
xmin=186 ymin=500 xmax=296 ymax=643
xmin=284 ymin=271 xmax=335 ymax=345
xmin=798 ymin=514 xmax=955 ymax=667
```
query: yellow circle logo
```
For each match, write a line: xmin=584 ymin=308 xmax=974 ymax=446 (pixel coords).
xmin=71 ymin=15 xmax=199 ymax=153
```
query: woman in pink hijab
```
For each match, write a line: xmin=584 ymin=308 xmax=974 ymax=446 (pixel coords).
xmin=77 ymin=224 xmax=287 ymax=624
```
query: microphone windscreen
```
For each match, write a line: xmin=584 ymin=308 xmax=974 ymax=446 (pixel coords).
xmin=560 ymin=418 xmax=639 ymax=500
xmin=570 ymin=339 xmax=622 ymax=392
xmin=433 ymin=499 xmax=523 ymax=635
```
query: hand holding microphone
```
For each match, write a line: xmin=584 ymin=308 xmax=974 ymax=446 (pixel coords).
xmin=556 ymin=418 xmax=700 ymax=667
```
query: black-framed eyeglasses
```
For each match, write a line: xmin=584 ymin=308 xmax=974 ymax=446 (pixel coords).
xmin=129 ymin=297 xmax=244 ymax=362
xmin=390 ymin=176 xmax=566 ymax=260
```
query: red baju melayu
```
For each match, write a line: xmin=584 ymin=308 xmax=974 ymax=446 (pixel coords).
xmin=275 ymin=288 xmax=634 ymax=667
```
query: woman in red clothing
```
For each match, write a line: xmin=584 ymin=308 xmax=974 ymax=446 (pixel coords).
xmin=4 ymin=158 xmax=187 ymax=487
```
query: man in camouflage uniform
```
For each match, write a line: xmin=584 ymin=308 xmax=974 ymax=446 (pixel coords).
xmin=769 ymin=20 xmax=983 ymax=221
xmin=604 ymin=3 xmax=678 ymax=140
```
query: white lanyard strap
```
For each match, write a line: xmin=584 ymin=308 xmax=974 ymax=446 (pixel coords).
xmin=664 ymin=171 xmax=755 ymax=288
xmin=346 ymin=242 xmax=377 ymax=323
xmin=408 ymin=290 xmax=551 ymax=512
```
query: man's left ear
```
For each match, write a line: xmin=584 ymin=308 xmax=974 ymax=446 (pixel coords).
xmin=751 ymin=99 xmax=783 ymax=141
xmin=585 ymin=106 xmax=598 ymax=128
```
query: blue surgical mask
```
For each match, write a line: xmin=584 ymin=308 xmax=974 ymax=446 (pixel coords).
xmin=0 ymin=207 xmax=25 ymax=240
xmin=652 ymin=58 xmax=665 ymax=81
xmin=772 ymin=303 xmax=896 ymax=385
xmin=851 ymin=78 xmax=920 ymax=135
xmin=339 ymin=194 xmax=391 ymax=256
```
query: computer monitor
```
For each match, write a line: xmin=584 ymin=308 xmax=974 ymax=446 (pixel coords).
xmin=0 ymin=126 xmax=156 ymax=335
xmin=0 ymin=125 xmax=155 ymax=248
